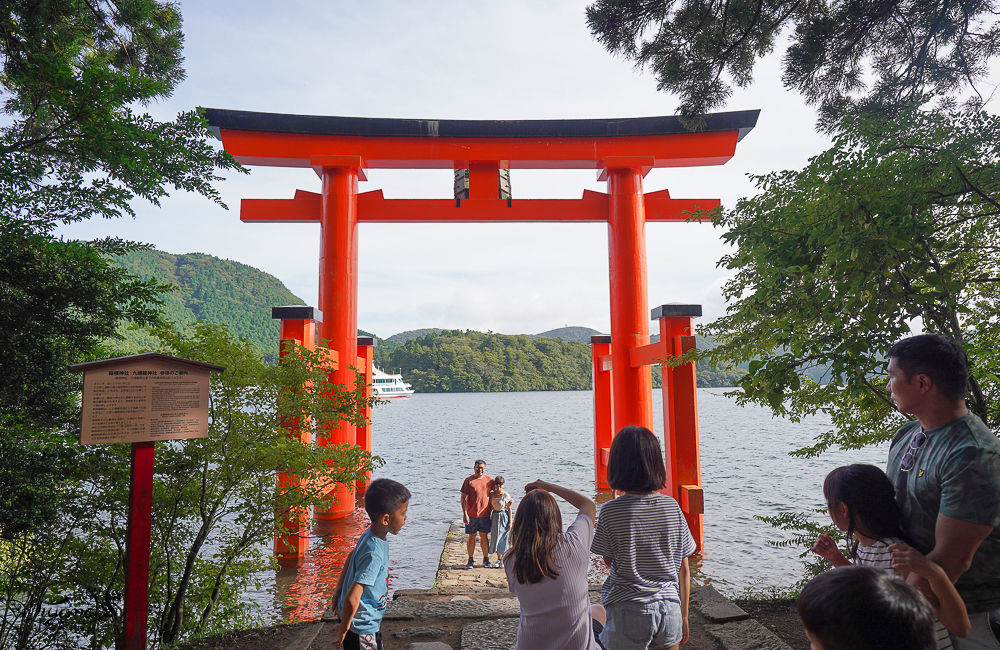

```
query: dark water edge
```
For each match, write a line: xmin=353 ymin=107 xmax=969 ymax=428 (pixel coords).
xmin=249 ymin=388 xmax=887 ymax=621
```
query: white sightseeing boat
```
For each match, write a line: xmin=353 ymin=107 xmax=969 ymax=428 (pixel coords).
xmin=372 ymin=366 xmax=415 ymax=398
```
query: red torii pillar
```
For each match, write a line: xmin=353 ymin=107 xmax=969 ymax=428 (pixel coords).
xmin=315 ymin=159 xmax=365 ymax=518
xmin=655 ymin=304 xmax=704 ymax=547
xmin=272 ymin=305 xmax=324 ymax=561
xmin=356 ymin=336 xmax=375 ymax=491
xmin=591 ymin=335 xmax=613 ymax=490
xmin=603 ymin=303 xmax=704 ymax=549
xmin=604 ymin=159 xmax=655 ymax=433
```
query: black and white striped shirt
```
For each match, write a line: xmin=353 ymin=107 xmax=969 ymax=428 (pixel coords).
xmin=591 ymin=492 xmax=696 ymax=605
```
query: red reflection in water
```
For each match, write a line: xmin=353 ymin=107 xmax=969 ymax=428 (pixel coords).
xmin=274 ymin=493 xmax=373 ymax=621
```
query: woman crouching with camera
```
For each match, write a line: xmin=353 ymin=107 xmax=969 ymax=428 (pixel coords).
xmin=504 ymin=480 xmax=607 ymax=650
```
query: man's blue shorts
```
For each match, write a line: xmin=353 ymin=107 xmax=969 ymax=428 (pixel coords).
xmin=465 ymin=517 xmax=491 ymax=534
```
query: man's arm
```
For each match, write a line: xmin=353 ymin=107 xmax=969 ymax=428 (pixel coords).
xmin=460 ymin=494 xmax=469 ymax=524
xmin=926 ymin=513 xmax=993 ymax=582
xmin=334 ymin=582 xmax=364 ymax=646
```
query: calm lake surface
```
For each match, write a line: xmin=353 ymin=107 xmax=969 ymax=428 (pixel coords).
xmin=258 ymin=388 xmax=887 ymax=621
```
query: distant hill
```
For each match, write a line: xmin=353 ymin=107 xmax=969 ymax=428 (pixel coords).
xmin=386 ymin=329 xmax=444 ymax=344
xmin=374 ymin=328 xmax=746 ymax=391
xmin=377 ymin=329 xmax=593 ymax=392
xmin=112 ymin=250 xmax=304 ymax=358
xmin=112 ymin=249 xmax=377 ymax=360
xmin=531 ymin=326 xmax=604 ymax=343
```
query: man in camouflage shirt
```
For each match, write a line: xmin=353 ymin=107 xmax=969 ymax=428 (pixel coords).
xmin=886 ymin=334 xmax=1000 ymax=649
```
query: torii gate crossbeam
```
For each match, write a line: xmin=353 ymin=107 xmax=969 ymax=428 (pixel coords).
xmin=205 ymin=109 xmax=759 ymax=550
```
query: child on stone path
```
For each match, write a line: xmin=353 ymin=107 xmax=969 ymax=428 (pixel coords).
xmin=489 ymin=474 xmax=513 ymax=568
xmin=811 ymin=464 xmax=970 ymax=649
xmin=799 ymin=565 xmax=938 ymax=650
xmin=591 ymin=425 xmax=697 ymax=650
xmin=332 ymin=478 xmax=411 ymax=650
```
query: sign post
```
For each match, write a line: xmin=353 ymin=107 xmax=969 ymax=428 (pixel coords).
xmin=70 ymin=353 xmax=224 ymax=650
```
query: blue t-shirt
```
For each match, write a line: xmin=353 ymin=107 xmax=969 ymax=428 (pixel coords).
xmin=337 ymin=527 xmax=390 ymax=634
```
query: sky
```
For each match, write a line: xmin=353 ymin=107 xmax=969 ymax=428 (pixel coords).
xmin=56 ymin=0 xmax=837 ymax=339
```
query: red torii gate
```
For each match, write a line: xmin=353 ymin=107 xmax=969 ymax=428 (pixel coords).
xmin=204 ymin=108 xmax=758 ymax=551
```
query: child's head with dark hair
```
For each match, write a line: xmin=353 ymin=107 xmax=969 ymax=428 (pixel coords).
xmin=823 ymin=464 xmax=906 ymax=559
xmin=364 ymin=478 xmax=411 ymax=522
xmin=494 ymin=475 xmax=505 ymax=488
xmin=888 ymin=334 xmax=969 ymax=401
xmin=507 ymin=488 xmax=562 ymax=585
xmin=798 ymin=566 xmax=936 ymax=650
xmin=606 ymin=425 xmax=666 ymax=493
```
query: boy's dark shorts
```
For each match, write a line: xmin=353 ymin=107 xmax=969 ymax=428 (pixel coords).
xmin=465 ymin=516 xmax=491 ymax=534
xmin=344 ymin=630 xmax=382 ymax=650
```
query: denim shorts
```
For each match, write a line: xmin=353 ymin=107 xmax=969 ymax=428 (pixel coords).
xmin=601 ymin=599 xmax=682 ymax=650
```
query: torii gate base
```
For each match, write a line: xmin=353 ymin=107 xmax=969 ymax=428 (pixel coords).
xmin=592 ymin=304 xmax=704 ymax=549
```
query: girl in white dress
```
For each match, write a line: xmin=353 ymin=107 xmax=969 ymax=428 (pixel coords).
xmin=488 ymin=475 xmax=513 ymax=567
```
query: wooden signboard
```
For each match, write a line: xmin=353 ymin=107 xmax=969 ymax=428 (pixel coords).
xmin=79 ymin=357 xmax=216 ymax=445
xmin=70 ymin=353 xmax=224 ymax=650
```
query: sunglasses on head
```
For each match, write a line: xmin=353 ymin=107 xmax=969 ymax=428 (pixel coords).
xmin=900 ymin=429 xmax=927 ymax=472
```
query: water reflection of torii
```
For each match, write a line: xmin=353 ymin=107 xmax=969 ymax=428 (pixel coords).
xmin=204 ymin=109 xmax=759 ymax=559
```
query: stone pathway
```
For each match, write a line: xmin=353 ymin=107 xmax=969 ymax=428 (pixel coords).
xmin=282 ymin=519 xmax=797 ymax=650
xmin=433 ymin=521 xmax=508 ymax=591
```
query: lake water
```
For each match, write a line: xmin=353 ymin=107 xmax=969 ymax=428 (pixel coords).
xmin=258 ymin=388 xmax=887 ymax=621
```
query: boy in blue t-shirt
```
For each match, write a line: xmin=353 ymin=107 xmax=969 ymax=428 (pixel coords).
xmin=332 ymin=478 xmax=411 ymax=650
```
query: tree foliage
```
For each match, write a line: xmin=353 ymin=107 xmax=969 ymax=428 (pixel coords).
xmin=0 ymin=3 xmax=257 ymax=647
xmin=0 ymin=0 xmax=239 ymax=222
xmin=0 ymin=323 xmax=380 ymax=649
xmin=377 ymin=329 xmax=745 ymax=392
xmin=703 ymin=105 xmax=1000 ymax=455
xmin=0 ymin=0 xmax=242 ymax=429
xmin=0 ymin=230 xmax=167 ymax=431
xmin=586 ymin=0 xmax=1000 ymax=127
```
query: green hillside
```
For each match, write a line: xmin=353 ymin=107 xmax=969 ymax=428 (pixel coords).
xmin=112 ymin=249 xmax=306 ymax=358
xmin=377 ymin=329 xmax=746 ymax=392
xmin=380 ymin=329 xmax=593 ymax=392
xmin=531 ymin=326 xmax=603 ymax=343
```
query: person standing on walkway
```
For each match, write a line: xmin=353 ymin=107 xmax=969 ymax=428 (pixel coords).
xmin=592 ymin=425 xmax=697 ymax=650
xmin=489 ymin=475 xmax=513 ymax=567
xmin=885 ymin=334 xmax=1000 ymax=649
xmin=461 ymin=459 xmax=495 ymax=569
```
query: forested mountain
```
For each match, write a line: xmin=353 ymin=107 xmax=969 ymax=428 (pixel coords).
xmin=531 ymin=326 xmax=603 ymax=343
xmin=376 ymin=329 xmax=747 ymax=392
xmin=379 ymin=330 xmax=593 ymax=392
xmin=113 ymin=249 xmax=306 ymax=358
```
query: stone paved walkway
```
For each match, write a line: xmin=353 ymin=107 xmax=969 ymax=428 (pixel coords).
xmin=433 ymin=521 xmax=508 ymax=591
